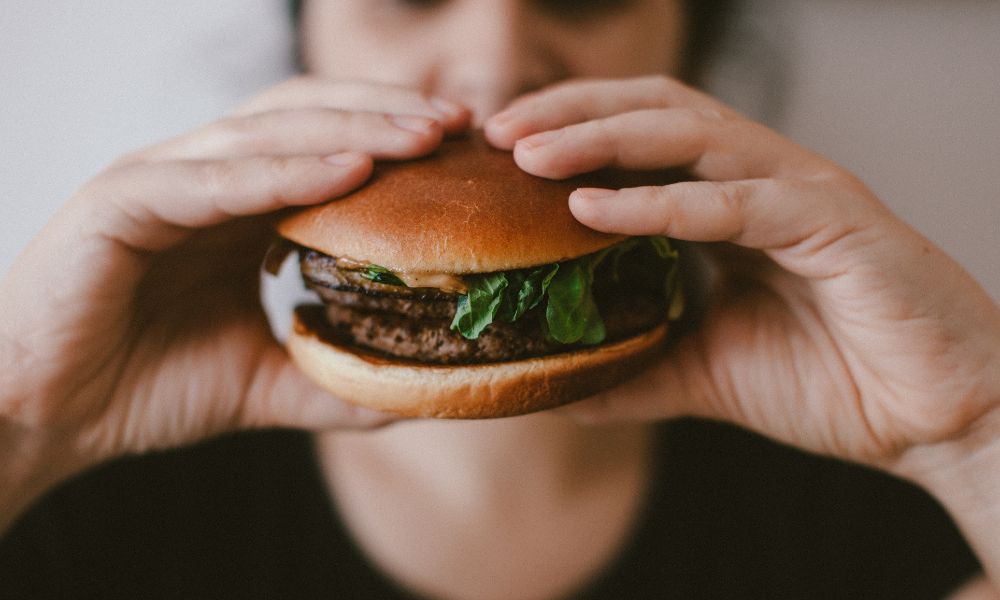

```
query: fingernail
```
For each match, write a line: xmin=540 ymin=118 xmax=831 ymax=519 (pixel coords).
xmin=323 ymin=151 xmax=363 ymax=167
xmin=574 ymin=188 xmax=617 ymax=201
xmin=430 ymin=96 xmax=466 ymax=119
xmin=520 ymin=128 xmax=563 ymax=149
xmin=390 ymin=114 xmax=435 ymax=134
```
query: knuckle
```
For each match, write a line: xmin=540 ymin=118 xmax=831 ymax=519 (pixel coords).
xmin=692 ymin=181 xmax=750 ymax=242
xmin=309 ymin=106 xmax=355 ymax=127
xmin=650 ymin=186 xmax=679 ymax=227
xmin=807 ymin=164 xmax=847 ymax=184
xmin=74 ymin=161 xmax=136 ymax=204
xmin=669 ymin=108 xmax=712 ymax=151
xmin=206 ymin=115 xmax=260 ymax=148
xmin=709 ymin=180 xmax=750 ymax=217
xmin=799 ymin=165 xmax=879 ymax=213
xmin=697 ymin=107 xmax=726 ymax=122
xmin=672 ymin=106 xmax=706 ymax=129
xmin=805 ymin=161 xmax=861 ymax=191
xmin=73 ymin=178 xmax=103 ymax=204
xmin=265 ymin=155 xmax=306 ymax=182
xmin=590 ymin=119 xmax=619 ymax=158
xmin=196 ymin=159 xmax=242 ymax=195
xmin=647 ymin=74 xmax=680 ymax=98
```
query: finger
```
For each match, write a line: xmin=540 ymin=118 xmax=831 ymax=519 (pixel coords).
xmin=485 ymin=76 xmax=732 ymax=148
xmin=554 ymin=338 xmax=711 ymax=425
xmin=557 ymin=291 xmax=877 ymax=461
xmin=6 ymin=153 xmax=372 ymax=333
xmin=234 ymin=77 xmax=472 ymax=134
xmin=569 ymin=179 xmax=884 ymax=277
xmin=554 ymin=302 xmax=793 ymax=435
xmin=240 ymin=347 xmax=395 ymax=431
xmin=76 ymin=152 xmax=373 ymax=254
xmin=512 ymin=108 xmax=817 ymax=181
xmin=133 ymin=109 xmax=445 ymax=162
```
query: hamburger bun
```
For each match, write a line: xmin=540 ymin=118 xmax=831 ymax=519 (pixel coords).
xmin=277 ymin=132 xmax=627 ymax=273
xmin=276 ymin=132 xmax=680 ymax=419
xmin=288 ymin=306 xmax=669 ymax=418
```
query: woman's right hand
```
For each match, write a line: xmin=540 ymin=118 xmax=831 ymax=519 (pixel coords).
xmin=0 ymin=78 xmax=470 ymax=529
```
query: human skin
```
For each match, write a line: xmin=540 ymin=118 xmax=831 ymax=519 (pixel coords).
xmin=0 ymin=81 xmax=472 ymax=530
xmin=486 ymin=78 xmax=1000 ymax=592
xmin=299 ymin=0 xmax=687 ymax=121
xmin=306 ymin=0 xmax=1000 ymax=595
xmin=2 ymin=0 xmax=1000 ymax=597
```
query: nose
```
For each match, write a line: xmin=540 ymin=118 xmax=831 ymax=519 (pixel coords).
xmin=436 ymin=1 xmax=565 ymax=124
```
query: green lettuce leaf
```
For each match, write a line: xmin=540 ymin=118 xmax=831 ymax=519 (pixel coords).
xmin=494 ymin=271 xmax=524 ymax=324
xmin=450 ymin=273 xmax=508 ymax=339
xmin=648 ymin=236 xmax=676 ymax=259
xmin=545 ymin=262 xmax=604 ymax=344
xmin=449 ymin=236 xmax=679 ymax=345
xmin=513 ymin=264 xmax=559 ymax=321
xmin=362 ymin=264 xmax=407 ymax=287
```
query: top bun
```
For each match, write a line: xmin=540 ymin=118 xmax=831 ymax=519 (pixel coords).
xmin=278 ymin=131 xmax=628 ymax=274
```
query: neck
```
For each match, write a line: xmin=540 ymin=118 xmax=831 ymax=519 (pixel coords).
xmin=315 ymin=413 xmax=655 ymax=600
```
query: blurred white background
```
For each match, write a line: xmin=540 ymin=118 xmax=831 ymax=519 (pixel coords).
xmin=2 ymin=0 xmax=998 ymax=300
xmin=0 ymin=0 xmax=297 ymax=274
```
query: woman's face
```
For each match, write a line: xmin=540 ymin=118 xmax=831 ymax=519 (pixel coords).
xmin=301 ymin=0 xmax=687 ymax=121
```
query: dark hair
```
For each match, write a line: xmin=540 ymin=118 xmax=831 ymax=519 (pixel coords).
xmin=682 ymin=0 xmax=735 ymax=82
xmin=289 ymin=0 xmax=304 ymax=25
xmin=288 ymin=0 xmax=734 ymax=83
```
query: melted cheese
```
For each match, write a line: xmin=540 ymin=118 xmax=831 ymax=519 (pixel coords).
xmin=334 ymin=256 xmax=467 ymax=294
xmin=395 ymin=272 xmax=467 ymax=294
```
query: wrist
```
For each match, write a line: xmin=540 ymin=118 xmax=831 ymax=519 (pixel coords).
xmin=0 ymin=375 xmax=88 ymax=534
xmin=894 ymin=407 xmax=1000 ymax=583
xmin=899 ymin=340 xmax=1000 ymax=498
xmin=0 ymin=425 xmax=77 ymax=533
xmin=0 ymin=317 xmax=94 ymax=533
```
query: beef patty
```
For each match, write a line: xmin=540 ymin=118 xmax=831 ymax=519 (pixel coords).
xmin=298 ymin=249 xmax=666 ymax=364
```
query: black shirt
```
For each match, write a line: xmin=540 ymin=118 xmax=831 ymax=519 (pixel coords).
xmin=0 ymin=419 xmax=980 ymax=599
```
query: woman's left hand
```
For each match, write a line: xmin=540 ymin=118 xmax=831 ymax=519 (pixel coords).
xmin=484 ymin=75 xmax=1000 ymax=475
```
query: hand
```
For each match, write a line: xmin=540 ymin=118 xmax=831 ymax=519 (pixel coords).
xmin=0 ymin=78 xmax=471 ymax=522
xmin=484 ymin=75 xmax=1000 ymax=470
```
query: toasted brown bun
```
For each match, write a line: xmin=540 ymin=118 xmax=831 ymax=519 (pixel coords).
xmin=279 ymin=132 xmax=682 ymax=418
xmin=288 ymin=308 xmax=669 ymax=419
xmin=277 ymin=131 xmax=628 ymax=273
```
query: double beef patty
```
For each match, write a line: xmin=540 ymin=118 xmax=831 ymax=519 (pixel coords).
xmin=298 ymin=250 xmax=665 ymax=365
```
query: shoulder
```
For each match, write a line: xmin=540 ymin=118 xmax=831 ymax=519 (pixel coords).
xmin=0 ymin=429 xmax=328 ymax=597
xmin=588 ymin=419 xmax=980 ymax=599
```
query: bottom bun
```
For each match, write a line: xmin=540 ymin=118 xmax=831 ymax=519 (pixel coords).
xmin=288 ymin=306 xmax=669 ymax=419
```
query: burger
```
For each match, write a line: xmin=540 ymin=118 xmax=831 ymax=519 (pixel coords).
xmin=267 ymin=133 xmax=683 ymax=418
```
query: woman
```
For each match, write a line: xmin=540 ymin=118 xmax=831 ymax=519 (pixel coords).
xmin=1 ymin=1 xmax=998 ymax=598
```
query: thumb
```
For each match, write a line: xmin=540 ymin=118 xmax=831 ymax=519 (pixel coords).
xmin=555 ymin=334 xmax=718 ymax=425
xmin=240 ymin=347 xmax=396 ymax=431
